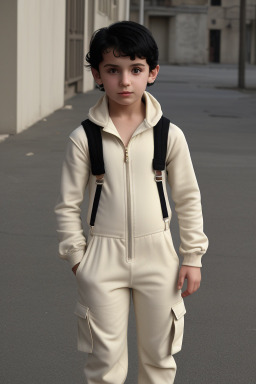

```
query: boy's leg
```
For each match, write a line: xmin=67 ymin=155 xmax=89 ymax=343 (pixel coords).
xmin=132 ymin=231 xmax=186 ymax=384
xmin=74 ymin=236 xmax=131 ymax=384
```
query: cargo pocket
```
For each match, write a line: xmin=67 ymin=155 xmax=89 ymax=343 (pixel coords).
xmin=74 ymin=302 xmax=93 ymax=353
xmin=169 ymin=298 xmax=186 ymax=355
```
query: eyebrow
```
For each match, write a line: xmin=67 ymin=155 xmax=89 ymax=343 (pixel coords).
xmin=103 ymin=63 xmax=146 ymax=68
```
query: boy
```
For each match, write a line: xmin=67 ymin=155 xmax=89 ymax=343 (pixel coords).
xmin=54 ymin=21 xmax=208 ymax=384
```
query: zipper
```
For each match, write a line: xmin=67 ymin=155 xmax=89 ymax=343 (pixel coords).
xmin=115 ymin=137 xmax=133 ymax=262
xmin=124 ymin=145 xmax=132 ymax=261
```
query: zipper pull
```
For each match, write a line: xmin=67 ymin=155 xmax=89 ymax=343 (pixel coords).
xmin=125 ymin=147 xmax=129 ymax=162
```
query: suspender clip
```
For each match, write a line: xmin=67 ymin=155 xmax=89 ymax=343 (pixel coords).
xmin=96 ymin=176 xmax=104 ymax=185
xmin=164 ymin=218 xmax=170 ymax=231
xmin=154 ymin=170 xmax=162 ymax=182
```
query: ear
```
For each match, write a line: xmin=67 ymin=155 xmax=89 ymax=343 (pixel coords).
xmin=148 ymin=65 xmax=160 ymax=84
xmin=91 ymin=68 xmax=102 ymax=85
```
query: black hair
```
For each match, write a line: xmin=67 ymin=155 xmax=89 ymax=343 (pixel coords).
xmin=85 ymin=21 xmax=159 ymax=90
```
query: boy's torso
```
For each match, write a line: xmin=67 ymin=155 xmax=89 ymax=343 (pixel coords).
xmin=70 ymin=91 xmax=173 ymax=240
xmin=86 ymin=125 xmax=171 ymax=238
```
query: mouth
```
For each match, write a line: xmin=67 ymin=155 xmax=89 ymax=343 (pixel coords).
xmin=118 ymin=92 xmax=132 ymax=95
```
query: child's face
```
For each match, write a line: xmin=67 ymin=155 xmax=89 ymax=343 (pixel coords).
xmin=91 ymin=49 xmax=159 ymax=109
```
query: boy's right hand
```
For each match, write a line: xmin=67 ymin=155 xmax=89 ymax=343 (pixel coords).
xmin=72 ymin=263 xmax=80 ymax=276
xmin=177 ymin=265 xmax=201 ymax=298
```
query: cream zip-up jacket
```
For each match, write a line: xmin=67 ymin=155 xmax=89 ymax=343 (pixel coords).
xmin=54 ymin=91 xmax=208 ymax=269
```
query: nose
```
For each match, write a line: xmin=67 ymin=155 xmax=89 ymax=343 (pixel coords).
xmin=120 ymin=71 xmax=131 ymax=87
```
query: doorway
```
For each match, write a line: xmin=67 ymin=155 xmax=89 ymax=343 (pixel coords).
xmin=209 ymin=29 xmax=221 ymax=63
xmin=149 ymin=16 xmax=169 ymax=63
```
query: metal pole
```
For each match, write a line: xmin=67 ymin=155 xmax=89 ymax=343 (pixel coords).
xmin=238 ymin=0 xmax=246 ymax=89
xmin=125 ymin=0 xmax=130 ymax=21
xmin=139 ymin=0 xmax=144 ymax=25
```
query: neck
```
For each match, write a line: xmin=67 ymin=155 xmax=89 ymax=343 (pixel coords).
xmin=108 ymin=96 xmax=145 ymax=120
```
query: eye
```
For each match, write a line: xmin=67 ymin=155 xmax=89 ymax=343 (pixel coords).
xmin=132 ymin=67 xmax=142 ymax=74
xmin=108 ymin=68 xmax=119 ymax=74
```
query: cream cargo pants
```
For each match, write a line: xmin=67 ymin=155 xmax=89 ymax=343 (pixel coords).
xmin=74 ymin=228 xmax=186 ymax=384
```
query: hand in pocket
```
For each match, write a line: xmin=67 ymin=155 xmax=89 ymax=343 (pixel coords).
xmin=72 ymin=262 xmax=80 ymax=276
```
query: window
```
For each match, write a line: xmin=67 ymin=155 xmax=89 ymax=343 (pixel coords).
xmin=211 ymin=0 xmax=221 ymax=5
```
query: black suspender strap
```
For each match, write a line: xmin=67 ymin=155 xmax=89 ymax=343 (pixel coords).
xmin=81 ymin=119 xmax=105 ymax=231
xmin=153 ymin=115 xmax=170 ymax=226
xmin=90 ymin=177 xmax=104 ymax=228
xmin=81 ymin=115 xmax=170 ymax=232
xmin=81 ymin=119 xmax=105 ymax=175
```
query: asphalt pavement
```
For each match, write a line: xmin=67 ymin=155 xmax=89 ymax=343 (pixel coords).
xmin=0 ymin=64 xmax=256 ymax=384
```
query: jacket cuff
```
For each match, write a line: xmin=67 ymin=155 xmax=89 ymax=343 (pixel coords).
xmin=181 ymin=253 xmax=203 ymax=268
xmin=67 ymin=249 xmax=85 ymax=269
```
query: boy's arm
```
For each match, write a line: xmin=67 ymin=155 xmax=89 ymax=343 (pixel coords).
xmin=166 ymin=124 xmax=209 ymax=269
xmin=54 ymin=127 xmax=90 ymax=269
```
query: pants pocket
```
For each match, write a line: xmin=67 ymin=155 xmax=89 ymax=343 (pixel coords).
xmin=74 ymin=302 xmax=93 ymax=353
xmin=163 ymin=230 xmax=179 ymax=264
xmin=169 ymin=298 xmax=186 ymax=355
xmin=76 ymin=235 xmax=95 ymax=277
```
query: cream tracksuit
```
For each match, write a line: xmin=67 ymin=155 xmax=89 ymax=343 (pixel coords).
xmin=54 ymin=91 xmax=209 ymax=384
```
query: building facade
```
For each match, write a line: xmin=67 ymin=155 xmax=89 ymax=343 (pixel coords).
xmin=130 ymin=0 xmax=256 ymax=66
xmin=208 ymin=0 xmax=256 ymax=64
xmin=130 ymin=0 xmax=209 ymax=65
xmin=0 ymin=0 xmax=130 ymax=134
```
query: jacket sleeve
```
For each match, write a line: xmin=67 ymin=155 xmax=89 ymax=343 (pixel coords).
xmin=54 ymin=126 xmax=90 ymax=268
xmin=166 ymin=123 xmax=209 ymax=267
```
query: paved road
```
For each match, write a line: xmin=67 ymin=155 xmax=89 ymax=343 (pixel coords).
xmin=1 ymin=64 xmax=256 ymax=384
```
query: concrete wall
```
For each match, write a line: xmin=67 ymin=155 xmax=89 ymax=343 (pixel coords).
xmin=147 ymin=13 xmax=207 ymax=64
xmin=252 ymin=20 xmax=256 ymax=64
xmin=173 ymin=12 xmax=208 ymax=64
xmin=17 ymin=0 xmax=66 ymax=133
xmin=0 ymin=0 xmax=66 ymax=134
xmin=83 ymin=0 xmax=95 ymax=93
xmin=168 ymin=16 xmax=176 ymax=63
xmin=0 ymin=0 xmax=17 ymax=134
xmin=221 ymin=21 xmax=240 ymax=63
xmin=172 ymin=0 xmax=207 ymax=4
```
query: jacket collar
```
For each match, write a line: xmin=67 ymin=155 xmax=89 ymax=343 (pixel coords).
xmin=87 ymin=91 xmax=162 ymax=139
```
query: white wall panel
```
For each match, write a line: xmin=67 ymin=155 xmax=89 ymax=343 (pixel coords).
xmin=0 ymin=0 xmax=17 ymax=134
xmin=17 ymin=0 xmax=66 ymax=133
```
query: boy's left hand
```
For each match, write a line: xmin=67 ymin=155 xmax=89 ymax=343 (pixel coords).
xmin=177 ymin=265 xmax=201 ymax=298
